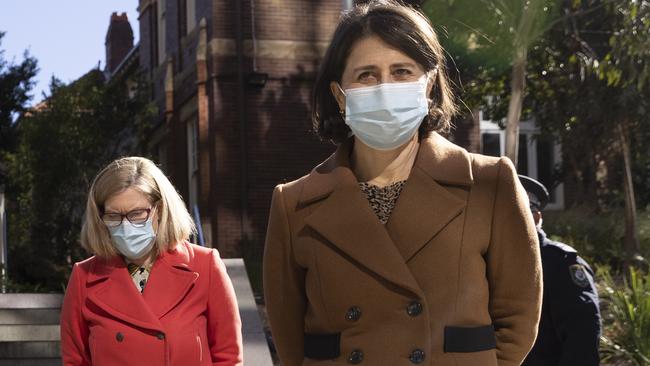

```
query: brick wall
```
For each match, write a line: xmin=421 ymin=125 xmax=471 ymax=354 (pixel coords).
xmin=207 ymin=0 xmax=341 ymax=255
xmin=138 ymin=2 xmax=154 ymax=79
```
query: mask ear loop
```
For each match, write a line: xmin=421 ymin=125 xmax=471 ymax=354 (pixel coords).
xmin=425 ymin=66 xmax=439 ymax=117
xmin=335 ymin=82 xmax=346 ymax=116
xmin=335 ymin=82 xmax=354 ymax=138
xmin=426 ymin=65 xmax=439 ymax=86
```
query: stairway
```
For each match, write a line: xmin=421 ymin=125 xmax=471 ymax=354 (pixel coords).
xmin=0 ymin=293 xmax=62 ymax=366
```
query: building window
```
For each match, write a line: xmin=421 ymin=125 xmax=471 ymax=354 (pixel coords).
xmin=178 ymin=0 xmax=196 ymax=37
xmin=186 ymin=0 xmax=196 ymax=34
xmin=518 ymin=134 xmax=529 ymax=176
xmin=178 ymin=0 xmax=187 ymax=38
xmin=481 ymin=133 xmax=501 ymax=158
xmin=536 ymin=137 xmax=562 ymax=206
xmin=149 ymin=4 xmax=159 ymax=71
xmin=480 ymin=119 xmax=564 ymax=210
xmin=186 ymin=116 xmax=199 ymax=211
xmin=157 ymin=0 xmax=167 ymax=65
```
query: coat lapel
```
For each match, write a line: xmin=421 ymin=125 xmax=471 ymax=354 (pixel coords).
xmin=86 ymin=243 xmax=199 ymax=329
xmin=300 ymin=133 xmax=474 ymax=294
xmin=301 ymin=140 xmax=424 ymax=297
xmin=142 ymin=243 xmax=199 ymax=319
xmin=86 ymin=257 xmax=164 ymax=332
xmin=386 ymin=166 xmax=466 ymax=261
xmin=386 ymin=133 xmax=473 ymax=261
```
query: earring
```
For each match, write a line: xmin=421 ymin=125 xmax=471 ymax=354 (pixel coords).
xmin=339 ymin=109 xmax=345 ymax=117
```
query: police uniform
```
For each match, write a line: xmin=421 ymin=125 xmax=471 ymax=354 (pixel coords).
xmin=519 ymin=176 xmax=601 ymax=366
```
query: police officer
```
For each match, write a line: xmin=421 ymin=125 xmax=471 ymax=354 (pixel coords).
xmin=520 ymin=175 xmax=601 ymax=366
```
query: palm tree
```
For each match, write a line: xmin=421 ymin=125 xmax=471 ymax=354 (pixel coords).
xmin=424 ymin=0 xmax=553 ymax=166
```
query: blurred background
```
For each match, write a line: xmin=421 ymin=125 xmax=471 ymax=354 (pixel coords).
xmin=1 ymin=0 xmax=649 ymax=364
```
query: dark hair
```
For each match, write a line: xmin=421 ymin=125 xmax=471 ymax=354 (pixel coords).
xmin=312 ymin=0 xmax=457 ymax=144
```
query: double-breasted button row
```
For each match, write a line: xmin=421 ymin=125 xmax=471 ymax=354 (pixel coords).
xmin=406 ymin=301 xmax=423 ymax=317
xmin=343 ymin=304 xmax=422 ymax=364
xmin=347 ymin=302 xmax=422 ymax=320
xmin=116 ymin=332 xmax=165 ymax=342
xmin=409 ymin=349 xmax=425 ymax=364
xmin=346 ymin=306 xmax=362 ymax=322
xmin=344 ymin=306 xmax=362 ymax=364
xmin=345 ymin=348 xmax=424 ymax=364
xmin=348 ymin=349 xmax=364 ymax=364
xmin=347 ymin=302 xmax=422 ymax=321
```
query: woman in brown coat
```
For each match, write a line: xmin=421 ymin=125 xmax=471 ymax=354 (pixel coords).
xmin=263 ymin=1 xmax=542 ymax=365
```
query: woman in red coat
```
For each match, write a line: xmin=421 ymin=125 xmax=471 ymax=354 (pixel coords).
xmin=60 ymin=157 xmax=243 ymax=366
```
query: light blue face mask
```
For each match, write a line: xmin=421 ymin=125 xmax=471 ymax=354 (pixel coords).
xmin=342 ymin=76 xmax=430 ymax=150
xmin=108 ymin=216 xmax=156 ymax=260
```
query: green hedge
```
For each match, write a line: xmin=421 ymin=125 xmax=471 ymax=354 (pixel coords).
xmin=543 ymin=208 xmax=650 ymax=267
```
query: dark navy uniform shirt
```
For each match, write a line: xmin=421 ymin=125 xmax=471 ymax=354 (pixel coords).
xmin=523 ymin=229 xmax=601 ymax=366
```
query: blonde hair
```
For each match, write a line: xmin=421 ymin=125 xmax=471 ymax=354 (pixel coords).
xmin=81 ymin=157 xmax=196 ymax=258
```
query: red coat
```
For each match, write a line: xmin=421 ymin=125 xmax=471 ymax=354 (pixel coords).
xmin=61 ymin=241 xmax=243 ymax=366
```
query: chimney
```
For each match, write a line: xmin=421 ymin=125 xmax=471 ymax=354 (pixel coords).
xmin=105 ymin=12 xmax=134 ymax=74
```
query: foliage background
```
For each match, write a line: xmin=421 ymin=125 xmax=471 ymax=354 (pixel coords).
xmin=2 ymin=65 xmax=154 ymax=291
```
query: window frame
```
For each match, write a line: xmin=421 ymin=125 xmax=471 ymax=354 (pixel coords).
xmin=480 ymin=117 xmax=564 ymax=210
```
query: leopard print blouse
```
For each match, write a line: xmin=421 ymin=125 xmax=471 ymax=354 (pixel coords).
xmin=359 ymin=180 xmax=407 ymax=225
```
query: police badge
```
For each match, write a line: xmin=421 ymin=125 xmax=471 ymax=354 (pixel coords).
xmin=569 ymin=264 xmax=590 ymax=288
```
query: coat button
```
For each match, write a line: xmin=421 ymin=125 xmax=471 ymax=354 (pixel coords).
xmin=409 ymin=349 xmax=425 ymax=364
xmin=348 ymin=349 xmax=364 ymax=364
xmin=345 ymin=306 xmax=362 ymax=322
xmin=406 ymin=301 xmax=423 ymax=317
xmin=115 ymin=332 xmax=124 ymax=342
xmin=156 ymin=332 xmax=165 ymax=340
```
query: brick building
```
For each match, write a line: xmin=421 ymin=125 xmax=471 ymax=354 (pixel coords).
xmin=134 ymin=0 xmax=347 ymax=257
xmin=123 ymin=0 xmax=559 ymax=258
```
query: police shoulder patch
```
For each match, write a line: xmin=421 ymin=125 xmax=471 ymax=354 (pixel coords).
xmin=569 ymin=264 xmax=590 ymax=288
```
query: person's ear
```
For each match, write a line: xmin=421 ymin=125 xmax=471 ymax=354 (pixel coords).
xmin=330 ymin=81 xmax=346 ymax=114
xmin=426 ymin=67 xmax=438 ymax=96
xmin=533 ymin=210 xmax=542 ymax=226
xmin=152 ymin=202 xmax=161 ymax=223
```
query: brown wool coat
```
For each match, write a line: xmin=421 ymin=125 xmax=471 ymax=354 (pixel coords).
xmin=263 ymin=133 xmax=542 ymax=366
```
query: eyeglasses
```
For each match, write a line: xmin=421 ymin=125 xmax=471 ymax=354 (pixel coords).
xmin=102 ymin=208 xmax=153 ymax=228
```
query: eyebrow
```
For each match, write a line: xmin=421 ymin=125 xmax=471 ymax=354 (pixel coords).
xmin=352 ymin=62 xmax=418 ymax=74
xmin=103 ymin=207 xmax=149 ymax=214
xmin=390 ymin=62 xmax=417 ymax=69
xmin=352 ymin=65 xmax=378 ymax=74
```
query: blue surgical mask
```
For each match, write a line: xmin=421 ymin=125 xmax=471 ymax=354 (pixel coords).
xmin=108 ymin=216 xmax=156 ymax=260
xmin=342 ymin=76 xmax=429 ymax=150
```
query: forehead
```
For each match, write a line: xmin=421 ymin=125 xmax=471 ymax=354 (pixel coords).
xmin=344 ymin=35 xmax=421 ymax=72
xmin=104 ymin=187 xmax=151 ymax=212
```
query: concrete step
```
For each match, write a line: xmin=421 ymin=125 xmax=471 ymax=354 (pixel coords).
xmin=0 ymin=295 xmax=62 ymax=309
xmin=0 ymin=309 xmax=60 ymax=325
xmin=223 ymin=259 xmax=274 ymax=366
xmin=0 ymin=359 xmax=61 ymax=366
xmin=0 ymin=342 xmax=60 ymax=358
xmin=0 ymin=325 xmax=60 ymax=342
